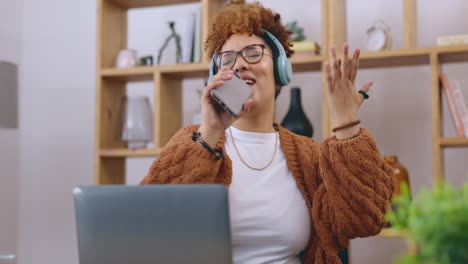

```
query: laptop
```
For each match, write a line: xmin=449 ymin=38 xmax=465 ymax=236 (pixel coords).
xmin=73 ymin=184 xmax=232 ymax=264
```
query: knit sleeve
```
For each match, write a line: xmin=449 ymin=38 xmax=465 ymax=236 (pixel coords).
xmin=140 ymin=125 xmax=231 ymax=185
xmin=312 ymin=128 xmax=396 ymax=252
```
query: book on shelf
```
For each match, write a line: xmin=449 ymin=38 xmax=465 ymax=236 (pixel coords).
xmin=440 ymin=74 xmax=468 ymax=137
xmin=437 ymin=34 xmax=468 ymax=46
xmin=191 ymin=6 xmax=201 ymax=63
xmin=291 ymin=41 xmax=320 ymax=55
xmin=452 ymin=80 xmax=468 ymax=137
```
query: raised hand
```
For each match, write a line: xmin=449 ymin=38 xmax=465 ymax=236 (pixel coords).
xmin=325 ymin=43 xmax=373 ymax=139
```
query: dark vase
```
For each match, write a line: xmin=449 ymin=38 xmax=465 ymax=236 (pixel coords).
xmin=281 ymin=87 xmax=313 ymax=137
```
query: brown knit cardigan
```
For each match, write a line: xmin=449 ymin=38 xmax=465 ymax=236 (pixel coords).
xmin=140 ymin=124 xmax=396 ymax=264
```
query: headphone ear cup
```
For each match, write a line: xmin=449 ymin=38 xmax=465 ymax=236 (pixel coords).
xmin=276 ymin=55 xmax=292 ymax=86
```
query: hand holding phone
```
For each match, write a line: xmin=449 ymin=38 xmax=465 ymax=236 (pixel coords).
xmin=197 ymin=67 xmax=253 ymax=148
xmin=209 ymin=73 xmax=252 ymax=117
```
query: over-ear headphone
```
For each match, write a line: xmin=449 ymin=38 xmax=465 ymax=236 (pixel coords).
xmin=208 ymin=29 xmax=292 ymax=89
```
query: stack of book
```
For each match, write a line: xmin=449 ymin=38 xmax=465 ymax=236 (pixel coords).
xmin=440 ymin=74 xmax=468 ymax=137
xmin=290 ymin=41 xmax=321 ymax=57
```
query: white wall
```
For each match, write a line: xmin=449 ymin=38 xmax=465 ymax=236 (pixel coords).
xmin=13 ymin=0 xmax=468 ymax=264
xmin=0 ymin=0 xmax=22 ymax=257
xmin=16 ymin=0 xmax=95 ymax=263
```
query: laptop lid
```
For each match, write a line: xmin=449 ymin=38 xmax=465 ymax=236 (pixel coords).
xmin=73 ymin=184 xmax=232 ymax=264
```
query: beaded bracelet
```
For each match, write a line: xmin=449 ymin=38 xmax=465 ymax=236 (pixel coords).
xmin=332 ymin=120 xmax=361 ymax=133
xmin=192 ymin=131 xmax=224 ymax=160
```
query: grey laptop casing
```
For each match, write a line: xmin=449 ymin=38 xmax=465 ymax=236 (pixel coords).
xmin=73 ymin=184 xmax=232 ymax=264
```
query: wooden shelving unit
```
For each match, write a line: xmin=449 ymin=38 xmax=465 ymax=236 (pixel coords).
xmin=94 ymin=0 xmax=467 ymax=259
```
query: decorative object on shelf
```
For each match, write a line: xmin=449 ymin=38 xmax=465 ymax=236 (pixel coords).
xmin=116 ymin=49 xmax=140 ymax=68
xmin=281 ymin=87 xmax=313 ymax=137
xmin=437 ymin=34 xmax=468 ymax=46
xmin=191 ymin=88 xmax=203 ymax=124
xmin=440 ymin=74 xmax=468 ymax=137
xmin=387 ymin=180 xmax=468 ymax=264
xmin=383 ymin=155 xmax=411 ymax=228
xmin=286 ymin=20 xmax=321 ymax=56
xmin=384 ymin=155 xmax=411 ymax=198
xmin=365 ymin=20 xmax=392 ymax=51
xmin=0 ymin=61 xmax=18 ymax=129
xmin=121 ymin=95 xmax=153 ymax=149
xmin=286 ymin=21 xmax=305 ymax=42
xmin=157 ymin=21 xmax=182 ymax=65
xmin=140 ymin=55 xmax=153 ymax=66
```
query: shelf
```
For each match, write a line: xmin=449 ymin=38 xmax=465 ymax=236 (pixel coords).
xmin=359 ymin=48 xmax=430 ymax=69
xmin=101 ymin=66 xmax=154 ymax=81
xmin=290 ymin=56 xmax=323 ymax=72
xmin=377 ymin=228 xmax=406 ymax=238
xmin=100 ymin=57 xmax=325 ymax=81
xmin=358 ymin=44 xmax=468 ymax=69
xmin=159 ymin=63 xmax=210 ymax=78
xmin=100 ymin=148 xmax=160 ymax=157
xmin=439 ymin=137 xmax=468 ymax=147
xmin=435 ymin=44 xmax=468 ymax=63
xmin=106 ymin=0 xmax=199 ymax=9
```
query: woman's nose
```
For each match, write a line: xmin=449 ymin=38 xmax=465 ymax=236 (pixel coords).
xmin=233 ymin=56 xmax=249 ymax=73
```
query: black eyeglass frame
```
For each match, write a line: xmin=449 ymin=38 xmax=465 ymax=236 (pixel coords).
xmin=214 ymin=44 xmax=270 ymax=71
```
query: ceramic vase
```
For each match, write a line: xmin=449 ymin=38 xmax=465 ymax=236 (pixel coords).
xmin=281 ymin=87 xmax=313 ymax=137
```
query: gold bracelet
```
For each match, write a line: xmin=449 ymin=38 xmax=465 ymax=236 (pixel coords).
xmin=332 ymin=120 xmax=361 ymax=133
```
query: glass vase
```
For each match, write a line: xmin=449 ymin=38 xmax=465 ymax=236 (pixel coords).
xmin=121 ymin=95 xmax=153 ymax=149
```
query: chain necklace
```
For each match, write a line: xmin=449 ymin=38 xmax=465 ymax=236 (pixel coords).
xmin=229 ymin=126 xmax=278 ymax=171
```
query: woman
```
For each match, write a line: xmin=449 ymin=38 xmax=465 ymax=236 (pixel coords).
xmin=141 ymin=2 xmax=396 ymax=264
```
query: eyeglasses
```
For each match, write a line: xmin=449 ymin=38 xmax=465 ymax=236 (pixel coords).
xmin=215 ymin=44 xmax=270 ymax=70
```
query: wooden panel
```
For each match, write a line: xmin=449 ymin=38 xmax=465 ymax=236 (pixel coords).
xmin=96 ymin=157 xmax=125 ymax=184
xmin=430 ymin=53 xmax=444 ymax=182
xmin=403 ymin=0 xmax=418 ymax=48
xmin=154 ymin=71 xmax=183 ymax=148
xmin=328 ymin=0 xmax=347 ymax=48
xmin=201 ymin=0 xmax=226 ymax=63
xmin=290 ymin=56 xmax=323 ymax=72
xmin=98 ymin=79 xmax=127 ymax=149
xmin=440 ymin=137 xmax=468 ymax=147
xmin=106 ymin=0 xmax=199 ymax=9
xmin=98 ymin=0 xmax=127 ymax=69
xmin=100 ymin=148 xmax=160 ymax=157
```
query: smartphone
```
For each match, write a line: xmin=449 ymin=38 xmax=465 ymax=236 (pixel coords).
xmin=210 ymin=74 xmax=252 ymax=117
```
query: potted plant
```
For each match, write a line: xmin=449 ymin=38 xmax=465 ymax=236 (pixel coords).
xmin=386 ymin=179 xmax=468 ymax=264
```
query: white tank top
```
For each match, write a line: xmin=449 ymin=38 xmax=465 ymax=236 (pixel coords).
xmin=225 ymin=126 xmax=311 ymax=264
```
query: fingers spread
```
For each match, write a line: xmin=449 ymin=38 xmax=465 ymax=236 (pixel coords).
xmin=330 ymin=46 xmax=341 ymax=82
xmin=350 ymin=48 xmax=360 ymax=81
xmin=325 ymin=63 xmax=334 ymax=93
xmin=361 ymin=81 xmax=373 ymax=93
xmin=341 ymin=43 xmax=349 ymax=79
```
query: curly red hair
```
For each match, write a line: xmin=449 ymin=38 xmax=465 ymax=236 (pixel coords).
xmin=204 ymin=2 xmax=294 ymax=58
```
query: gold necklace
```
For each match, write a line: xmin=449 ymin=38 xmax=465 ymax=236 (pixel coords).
xmin=229 ymin=126 xmax=278 ymax=171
